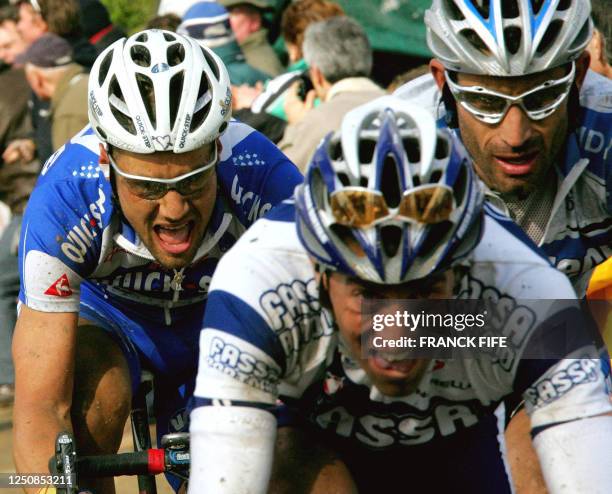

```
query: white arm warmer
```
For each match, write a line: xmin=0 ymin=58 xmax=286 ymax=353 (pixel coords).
xmin=188 ymin=405 xmax=277 ymax=494
xmin=533 ymin=415 xmax=612 ymax=494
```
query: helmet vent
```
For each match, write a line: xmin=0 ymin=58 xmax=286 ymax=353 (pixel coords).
xmin=358 ymin=139 xmax=376 ymax=164
xmin=412 ymin=175 xmax=421 ymax=187
xmin=108 ymin=76 xmax=136 ymax=135
xmin=459 ymin=29 xmax=490 ymax=55
xmin=471 ymin=0 xmax=490 ymax=18
xmin=337 ymin=172 xmax=350 ymax=187
xmin=167 ymin=43 xmax=185 ymax=66
xmin=380 ymin=225 xmax=402 ymax=258
xmin=557 ymin=0 xmax=572 ymax=11
xmin=98 ymin=51 xmax=113 ymax=86
xmin=430 ymin=170 xmax=443 ymax=184
xmin=504 ymin=27 xmax=522 ymax=55
xmin=403 ymin=137 xmax=421 ymax=163
xmin=135 ymin=73 xmax=156 ymax=128
xmin=130 ymin=45 xmax=151 ymax=67
xmin=163 ymin=32 xmax=176 ymax=42
xmin=380 ymin=154 xmax=401 ymax=208
xmin=201 ymin=47 xmax=220 ymax=80
xmin=135 ymin=33 xmax=148 ymax=43
xmin=571 ymin=19 xmax=591 ymax=50
xmin=96 ymin=126 xmax=107 ymax=140
xmin=169 ymin=71 xmax=185 ymax=130
xmin=536 ymin=20 xmax=562 ymax=54
xmin=501 ymin=0 xmax=519 ymax=18
xmin=442 ymin=0 xmax=465 ymax=20
xmin=190 ymin=74 xmax=212 ymax=131
xmin=418 ymin=221 xmax=453 ymax=254
xmin=329 ymin=139 xmax=343 ymax=161
xmin=435 ymin=137 xmax=449 ymax=160
xmin=532 ymin=0 xmax=545 ymax=15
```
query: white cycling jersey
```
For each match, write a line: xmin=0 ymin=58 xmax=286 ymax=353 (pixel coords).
xmin=189 ymin=200 xmax=612 ymax=492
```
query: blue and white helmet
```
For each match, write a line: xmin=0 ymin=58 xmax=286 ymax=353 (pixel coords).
xmin=295 ymin=96 xmax=484 ymax=285
xmin=425 ymin=0 xmax=593 ymax=75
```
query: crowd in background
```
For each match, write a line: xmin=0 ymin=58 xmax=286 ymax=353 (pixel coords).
xmin=0 ymin=0 xmax=610 ymax=408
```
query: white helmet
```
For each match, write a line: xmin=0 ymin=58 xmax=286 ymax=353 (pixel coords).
xmin=88 ymin=29 xmax=232 ymax=153
xmin=425 ymin=0 xmax=593 ymax=76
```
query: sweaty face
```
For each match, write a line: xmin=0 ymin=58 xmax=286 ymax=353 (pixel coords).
xmin=456 ymin=65 xmax=571 ymax=197
xmin=107 ymin=144 xmax=218 ymax=270
xmin=327 ymin=271 xmax=454 ymax=397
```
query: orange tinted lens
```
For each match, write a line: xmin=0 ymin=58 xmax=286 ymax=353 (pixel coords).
xmin=330 ymin=189 xmax=389 ymax=227
xmin=399 ymin=187 xmax=454 ymax=223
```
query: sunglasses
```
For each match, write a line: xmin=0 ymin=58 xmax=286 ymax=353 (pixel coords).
xmin=445 ymin=62 xmax=575 ymax=125
xmin=329 ymin=185 xmax=455 ymax=228
xmin=108 ymin=143 xmax=218 ymax=200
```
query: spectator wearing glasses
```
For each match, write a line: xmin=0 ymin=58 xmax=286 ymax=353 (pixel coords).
xmin=396 ymin=0 xmax=611 ymax=492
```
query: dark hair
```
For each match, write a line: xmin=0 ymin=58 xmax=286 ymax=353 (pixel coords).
xmin=0 ymin=5 xmax=18 ymax=24
xmin=591 ymin=0 xmax=612 ymax=63
xmin=39 ymin=0 xmax=82 ymax=37
xmin=146 ymin=13 xmax=181 ymax=32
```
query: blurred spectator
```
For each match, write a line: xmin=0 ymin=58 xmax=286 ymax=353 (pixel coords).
xmin=0 ymin=5 xmax=27 ymax=63
xmin=219 ymin=0 xmax=283 ymax=76
xmin=232 ymin=0 xmax=345 ymax=143
xmin=178 ymin=1 xmax=270 ymax=86
xmin=386 ymin=64 xmax=430 ymax=93
xmin=279 ymin=16 xmax=384 ymax=171
xmin=16 ymin=32 xmax=89 ymax=150
xmin=589 ymin=1 xmax=612 ymax=79
xmin=0 ymin=4 xmax=35 ymax=408
xmin=147 ymin=13 xmax=181 ymax=32
xmin=280 ymin=0 xmax=344 ymax=66
xmin=16 ymin=0 xmax=45 ymax=45
xmin=79 ymin=0 xmax=125 ymax=55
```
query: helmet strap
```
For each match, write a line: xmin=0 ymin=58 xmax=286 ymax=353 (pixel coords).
xmin=440 ymin=82 xmax=459 ymax=129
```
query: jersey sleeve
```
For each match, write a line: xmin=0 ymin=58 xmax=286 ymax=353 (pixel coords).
xmin=217 ymin=121 xmax=303 ymax=228
xmin=18 ymin=178 xmax=112 ymax=312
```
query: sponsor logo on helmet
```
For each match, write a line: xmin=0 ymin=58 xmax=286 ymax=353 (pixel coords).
xmin=60 ymin=187 xmax=106 ymax=264
xmin=135 ymin=115 xmax=151 ymax=148
xmin=178 ymin=114 xmax=192 ymax=149
xmin=220 ymin=87 xmax=231 ymax=117
xmin=89 ymin=90 xmax=103 ymax=117
xmin=151 ymin=63 xmax=170 ymax=74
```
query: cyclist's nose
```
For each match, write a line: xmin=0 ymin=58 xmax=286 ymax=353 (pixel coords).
xmin=498 ymin=105 xmax=534 ymax=149
xmin=157 ymin=190 xmax=190 ymax=220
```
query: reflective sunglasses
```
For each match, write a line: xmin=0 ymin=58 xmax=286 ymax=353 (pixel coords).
xmin=445 ymin=62 xmax=575 ymax=124
xmin=329 ymin=185 xmax=455 ymax=228
xmin=108 ymin=143 xmax=218 ymax=200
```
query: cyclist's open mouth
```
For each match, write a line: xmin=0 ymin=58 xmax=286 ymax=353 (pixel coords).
xmin=369 ymin=351 xmax=420 ymax=377
xmin=154 ymin=221 xmax=194 ymax=255
xmin=494 ymin=150 xmax=540 ymax=176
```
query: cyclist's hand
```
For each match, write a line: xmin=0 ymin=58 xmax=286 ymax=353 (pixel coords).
xmin=3 ymin=138 xmax=36 ymax=164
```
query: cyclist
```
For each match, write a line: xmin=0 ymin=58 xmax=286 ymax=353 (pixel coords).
xmin=394 ymin=1 xmax=612 ymax=490
xmin=13 ymin=29 xmax=302 ymax=493
xmin=187 ymin=97 xmax=612 ymax=493
xmin=396 ymin=0 xmax=611 ymax=297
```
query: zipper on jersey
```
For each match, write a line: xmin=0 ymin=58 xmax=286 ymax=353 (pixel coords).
xmin=164 ymin=267 xmax=185 ymax=325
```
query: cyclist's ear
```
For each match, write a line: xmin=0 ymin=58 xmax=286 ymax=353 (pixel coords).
xmin=430 ymin=59 xmax=446 ymax=91
xmin=98 ymin=143 xmax=110 ymax=180
xmin=574 ymin=51 xmax=591 ymax=90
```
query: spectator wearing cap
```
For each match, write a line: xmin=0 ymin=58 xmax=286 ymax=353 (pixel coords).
xmin=219 ymin=0 xmax=283 ymax=76
xmin=16 ymin=32 xmax=89 ymax=150
xmin=79 ymin=0 xmax=125 ymax=55
xmin=279 ymin=16 xmax=384 ymax=171
xmin=178 ymin=1 xmax=270 ymax=87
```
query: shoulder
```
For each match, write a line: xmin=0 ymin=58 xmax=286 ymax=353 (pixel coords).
xmin=468 ymin=206 xmax=576 ymax=298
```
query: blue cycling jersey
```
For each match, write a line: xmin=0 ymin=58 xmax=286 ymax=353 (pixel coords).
xmin=18 ymin=121 xmax=303 ymax=325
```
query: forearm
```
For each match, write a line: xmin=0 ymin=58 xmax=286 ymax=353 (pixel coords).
xmin=533 ymin=414 xmax=612 ymax=493
xmin=13 ymin=400 xmax=73 ymax=488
